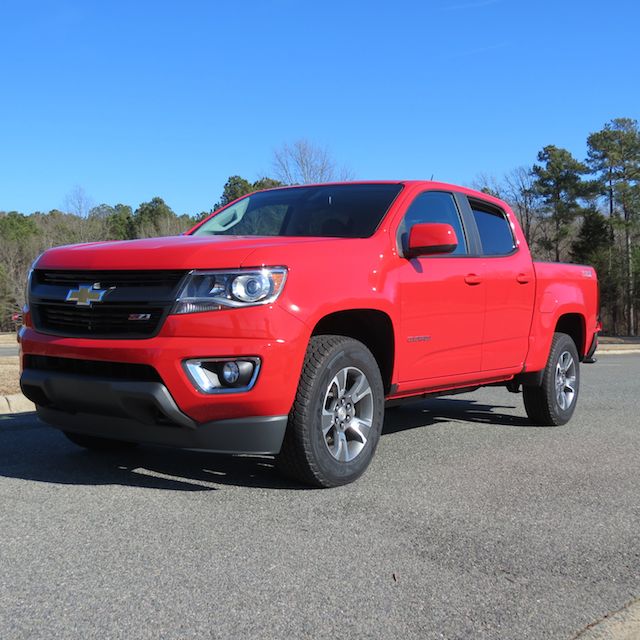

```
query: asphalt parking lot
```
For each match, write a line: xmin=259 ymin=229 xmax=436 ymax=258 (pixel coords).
xmin=0 ymin=354 xmax=638 ymax=639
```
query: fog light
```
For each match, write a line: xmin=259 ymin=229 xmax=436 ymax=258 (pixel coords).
xmin=183 ymin=357 xmax=260 ymax=394
xmin=222 ymin=361 xmax=240 ymax=384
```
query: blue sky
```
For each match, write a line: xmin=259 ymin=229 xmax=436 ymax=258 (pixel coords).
xmin=1 ymin=0 xmax=638 ymax=215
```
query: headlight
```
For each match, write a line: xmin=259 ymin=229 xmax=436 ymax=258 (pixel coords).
xmin=172 ymin=267 xmax=287 ymax=314
xmin=25 ymin=268 xmax=34 ymax=306
xmin=25 ymin=254 xmax=43 ymax=303
xmin=231 ymin=272 xmax=272 ymax=302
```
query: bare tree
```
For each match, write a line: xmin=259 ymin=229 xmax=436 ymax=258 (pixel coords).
xmin=473 ymin=167 xmax=543 ymax=248
xmin=135 ymin=215 xmax=189 ymax=238
xmin=0 ymin=233 xmax=42 ymax=318
xmin=272 ymin=139 xmax=353 ymax=184
xmin=472 ymin=173 xmax=504 ymax=198
xmin=502 ymin=166 xmax=542 ymax=247
xmin=64 ymin=185 xmax=94 ymax=218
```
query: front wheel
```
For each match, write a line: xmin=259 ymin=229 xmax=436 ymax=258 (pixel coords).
xmin=523 ymin=332 xmax=580 ymax=426
xmin=277 ymin=335 xmax=385 ymax=488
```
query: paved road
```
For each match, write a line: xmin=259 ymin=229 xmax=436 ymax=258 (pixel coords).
xmin=0 ymin=355 xmax=638 ymax=639
xmin=0 ymin=345 xmax=18 ymax=357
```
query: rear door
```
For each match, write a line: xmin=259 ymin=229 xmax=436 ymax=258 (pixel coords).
xmin=464 ymin=197 xmax=535 ymax=372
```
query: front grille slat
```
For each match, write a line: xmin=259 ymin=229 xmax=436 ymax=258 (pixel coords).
xmin=38 ymin=270 xmax=185 ymax=288
xmin=35 ymin=305 xmax=163 ymax=336
xmin=31 ymin=269 xmax=186 ymax=339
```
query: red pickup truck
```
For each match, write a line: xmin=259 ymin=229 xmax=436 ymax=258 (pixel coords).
xmin=19 ymin=181 xmax=599 ymax=487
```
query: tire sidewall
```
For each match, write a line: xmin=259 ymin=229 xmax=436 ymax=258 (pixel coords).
xmin=306 ymin=340 xmax=384 ymax=485
xmin=545 ymin=334 xmax=580 ymax=424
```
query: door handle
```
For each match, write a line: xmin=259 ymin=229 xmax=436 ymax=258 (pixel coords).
xmin=464 ymin=274 xmax=482 ymax=286
xmin=516 ymin=273 xmax=531 ymax=284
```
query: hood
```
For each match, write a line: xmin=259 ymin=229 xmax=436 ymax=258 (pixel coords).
xmin=36 ymin=235 xmax=343 ymax=271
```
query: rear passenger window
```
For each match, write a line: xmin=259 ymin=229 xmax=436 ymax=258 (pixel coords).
xmin=399 ymin=192 xmax=467 ymax=255
xmin=471 ymin=203 xmax=515 ymax=256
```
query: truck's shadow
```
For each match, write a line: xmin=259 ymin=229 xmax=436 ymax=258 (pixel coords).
xmin=384 ymin=397 xmax=532 ymax=433
xmin=0 ymin=398 xmax=532 ymax=491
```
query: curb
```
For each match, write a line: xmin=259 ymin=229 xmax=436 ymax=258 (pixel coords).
xmin=572 ymin=597 xmax=640 ymax=639
xmin=0 ymin=394 xmax=35 ymax=415
xmin=597 ymin=348 xmax=640 ymax=355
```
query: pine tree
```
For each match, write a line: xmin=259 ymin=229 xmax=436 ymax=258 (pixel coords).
xmin=587 ymin=118 xmax=640 ymax=334
xmin=532 ymin=146 xmax=595 ymax=262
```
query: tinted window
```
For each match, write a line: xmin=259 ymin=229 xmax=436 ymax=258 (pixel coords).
xmin=399 ymin=191 xmax=467 ymax=255
xmin=192 ymin=184 xmax=403 ymax=238
xmin=471 ymin=204 xmax=515 ymax=255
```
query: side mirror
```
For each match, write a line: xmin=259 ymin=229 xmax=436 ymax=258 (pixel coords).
xmin=407 ymin=223 xmax=458 ymax=257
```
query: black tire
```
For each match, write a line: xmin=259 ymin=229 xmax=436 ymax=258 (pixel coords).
xmin=523 ymin=332 xmax=580 ymax=426
xmin=63 ymin=431 xmax=139 ymax=451
xmin=277 ymin=335 xmax=385 ymax=488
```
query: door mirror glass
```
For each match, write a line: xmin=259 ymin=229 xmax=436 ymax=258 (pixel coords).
xmin=407 ymin=223 xmax=458 ymax=257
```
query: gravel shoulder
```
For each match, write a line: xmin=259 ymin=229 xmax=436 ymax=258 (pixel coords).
xmin=0 ymin=356 xmax=20 ymax=396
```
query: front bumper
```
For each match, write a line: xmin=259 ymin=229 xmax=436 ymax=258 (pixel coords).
xmin=19 ymin=303 xmax=311 ymax=423
xmin=21 ymin=369 xmax=288 ymax=454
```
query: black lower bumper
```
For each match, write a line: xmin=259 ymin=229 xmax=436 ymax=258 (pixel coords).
xmin=21 ymin=369 xmax=288 ymax=454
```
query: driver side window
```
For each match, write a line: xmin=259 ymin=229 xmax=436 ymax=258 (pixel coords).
xmin=398 ymin=191 xmax=467 ymax=256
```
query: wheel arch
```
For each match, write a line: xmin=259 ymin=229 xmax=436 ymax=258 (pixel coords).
xmin=311 ymin=309 xmax=395 ymax=394
xmin=525 ymin=303 xmax=590 ymax=373
xmin=555 ymin=313 xmax=586 ymax=358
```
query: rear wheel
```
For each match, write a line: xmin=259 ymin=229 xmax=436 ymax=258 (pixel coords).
xmin=523 ymin=332 xmax=580 ymax=426
xmin=277 ymin=335 xmax=385 ymax=488
xmin=63 ymin=431 xmax=138 ymax=451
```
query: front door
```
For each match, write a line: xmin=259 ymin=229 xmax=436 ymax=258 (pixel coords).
xmin=394 ymin=191 xmax=485 ymax=385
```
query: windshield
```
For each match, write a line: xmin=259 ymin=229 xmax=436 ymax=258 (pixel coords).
xmin=191 ymin=184 xmax=403 ymax=238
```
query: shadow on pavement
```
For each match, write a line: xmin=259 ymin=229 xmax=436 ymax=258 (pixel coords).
xmin=0 ymin=397 xmax=534 ymax=491
xmin=0 ymin=412 xmax=294 ymax=491
xmin=382 ymin=397 xmax=534 ymax=434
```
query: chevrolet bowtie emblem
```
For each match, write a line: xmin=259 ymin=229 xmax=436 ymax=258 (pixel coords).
xmin=65 ymin=283 xmax=110 ymax=306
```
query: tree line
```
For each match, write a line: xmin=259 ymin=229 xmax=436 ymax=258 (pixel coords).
xmin=474 ymin=118 xmax=639 ymax=336
xmin=1 ymin=125 xmax=639 ymax=334
xmin=0 ymin=140 xmax=348 ymax=330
